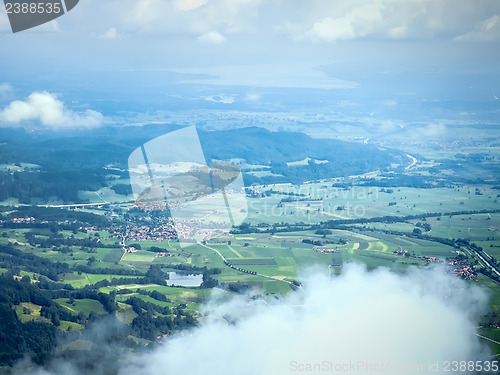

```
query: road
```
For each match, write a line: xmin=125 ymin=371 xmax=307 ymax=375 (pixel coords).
xmin=42 ymin=202 xmax=108 ymax=209
xmin=464 ymin=246 xmax=500 ymax=278
xmin=405 ymin=153 xmax=417 ymax=170
xmin=198 ymin=242 xmax=294 ymax=286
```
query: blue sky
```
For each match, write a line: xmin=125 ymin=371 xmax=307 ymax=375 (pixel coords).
xmin=0 ymin=0 xmax=499 ymax=128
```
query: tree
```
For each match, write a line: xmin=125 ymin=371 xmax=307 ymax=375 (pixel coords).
xmin=21 ymin=275 xmax=31 ymax=284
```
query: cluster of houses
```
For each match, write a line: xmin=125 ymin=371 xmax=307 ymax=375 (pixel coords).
xmin=448 ymin=259 xmax=477 ymax=280
xmin=393 ymin=249 xmax=408 ymax=255
xmin=156 ymin=333 xmax=169 ymax=343
xmin=155 ymin=252 xmax=172 ymax=257
xmin=393 ymin=249 xmax=439 ymax=263
xmin=315 ymin=248 xmax=338 ymax=253
xmin=11 ymin=217 xmax=35 ymax=223
xmin=81 ymin=226 xmax=99 ymax=231
xmin=109 ymin=223 xmax=177 ymax=243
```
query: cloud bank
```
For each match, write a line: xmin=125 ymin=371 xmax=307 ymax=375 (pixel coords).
xmin=63 ymin=0 xmax=500 ymax=44
xmin=30 ymin=264 xmax=490 ymax=375
xmin=119 ymin=265 xmax=489 ymax=375
xmin=0 ymin=91 xmax=104 ymax=129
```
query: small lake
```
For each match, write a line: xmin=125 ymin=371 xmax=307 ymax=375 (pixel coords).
xmin=165 ymin=271 xmax=203 ymax=287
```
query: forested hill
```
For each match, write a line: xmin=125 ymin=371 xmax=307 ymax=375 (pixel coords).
xmin=199 ymin=126 xmax=396 ymax=165
xmin=0 ymin=125 xmax=406 ymax=203
xmin=198 ymin=127 xmax=405 ymax=184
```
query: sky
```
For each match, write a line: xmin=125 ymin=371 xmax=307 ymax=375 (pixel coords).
xmin=0 ymin=0 xmax=500 ymax=128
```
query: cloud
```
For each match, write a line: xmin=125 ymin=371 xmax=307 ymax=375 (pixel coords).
xmin=0 ymin=91 xmax=104 ymax=129
xmin=17 ymin=265 xmax=491 ymax=374
xmin=244 ymin=92 xmax=261 ymax=102
xmin=406 ymin=123 xmax=448 ymax=138
xmin=98 ymin=27 xmax=121 ymax=39
xmin=113 ymin=265 xmax=489 ymax=375
xmin=306 ymin=17 xmax=355 ymax=43
xmin=303 ymin=2 xmax=383 ymax=43
xmin=455 ymin=15 xmax=500 ymax=41
xmin=174 ymin=0 xmax=208 ymax=12
xmin=197 ymin=30 xmax=226 ymax=44
xmin=288 ymin=0 xmax=500 ymax=43
xmin=123 ymin=0 xmax=261 ymax=36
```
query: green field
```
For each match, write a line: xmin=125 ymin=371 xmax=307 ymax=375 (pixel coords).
xmin=3 ymin=181 xmax=500 ymax=357
xmin=55 ymin=298 xmax=106 ymax=316
xmin=245 ymin=185 xmax=500 ymax=225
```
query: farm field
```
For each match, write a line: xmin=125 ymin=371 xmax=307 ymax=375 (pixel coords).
xmin=244 ymin=185 xmax=500 ymax=225
xmin=54 ymin=298 xmax=107 ymax=316
xmin=2 ymin=182 xmax=500 ymax=358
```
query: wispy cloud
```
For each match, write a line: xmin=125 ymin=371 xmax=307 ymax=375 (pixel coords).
xmin=197 ymin=30 xmax=226 ymax=44
xmin=455 ymin=15 xmax=500 ymax=42
xmin=98 ymin=27 xmax=122 ymax=39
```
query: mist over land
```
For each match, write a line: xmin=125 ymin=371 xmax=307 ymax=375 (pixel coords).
xmin=25 ymin=265 xmax=490 ymax=375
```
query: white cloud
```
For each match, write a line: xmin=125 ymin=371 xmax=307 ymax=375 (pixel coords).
xmin=245 ymin=92 xmax=261 ymax=102
xmin=19 ymin=265 xmax=491 ymax=374
xmin=298 ymin=1 xmax=388 ymax=42
xmin=288 ymin=0 xmax=500 ymax=43
xmin=388 ymin=25 xmax=408 ymax=39
xmin=306 ymin=17 xmax=355 ymax=43
xmin=197 ymin=30 xmax=226 ymax=44
xmin=31 ymin=0 xmax=500 ymax=46
xmin=122 ymin=0 xmax=261 ymax=36
xmin=455 ymin=15 xmax=500 ymax=41
xmin=113 ymin=265 xmax=488 ymax=375
xmin=0 ymin=91 xmax=104 ymax=129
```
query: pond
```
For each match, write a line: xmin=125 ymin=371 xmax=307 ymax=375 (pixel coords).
xmin=165 ymin=271 xmax=203 ymax=287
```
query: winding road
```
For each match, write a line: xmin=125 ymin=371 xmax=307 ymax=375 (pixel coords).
xmin=198 ymin=242 xmax=294 ymax=286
